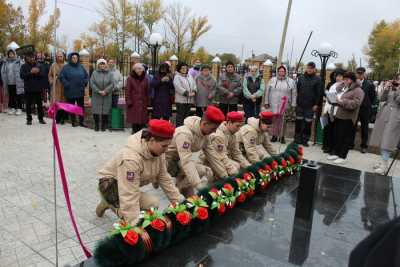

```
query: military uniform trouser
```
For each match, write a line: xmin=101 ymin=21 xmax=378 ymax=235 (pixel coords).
xmin=167 ymin=161 xmax=213 ymax=190
xmin=239 ymin=144 xmax=269 ymax=163
xmin=202 ymin=156 xmax=241 ymax=179
xmin=98 ymin=178 xmax=160 ymax=218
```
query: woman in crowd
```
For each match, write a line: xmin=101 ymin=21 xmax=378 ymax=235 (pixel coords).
xmin=369 ymin=77 xmax=400 ymax=174
xmin=90 ymin=59 xmax=114 ymax=132
xmin=243 ymin=65 xmax=265 ymax=121
xmin=126 ymin=63 xmax=149 ymax=134
xmin=1 ymin=49 xmax=24 ymax=115
xmin=195 ymin=64 xmax=216 ymax=117
xmin=264 ymin=65 xmax=296 ymax=143
xmin=107 ymin=59 xmax=123 ymax=108
xmin=151 ymin=62 xmax=174 ymax=120
xmin=322 ymin=69 xmax=345 ymax=154
xmin=173 ymin=62 xmax=196 ymax=127
xmin=59 ymin=52 xmax=89 ymax=127
xmin=327 ymin=72 xmax=364 ymax=164
xmin=48 ymin=51 xmax=66 ymax=124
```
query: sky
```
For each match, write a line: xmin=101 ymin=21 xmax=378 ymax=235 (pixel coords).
xmin=9 ymin=0 xmax=400 ymax=67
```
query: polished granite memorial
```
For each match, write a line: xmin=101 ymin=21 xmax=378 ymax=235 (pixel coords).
xmin=77 ymin=161 xmax=399 ymax=267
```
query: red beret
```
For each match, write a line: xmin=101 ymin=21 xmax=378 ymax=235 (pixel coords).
xmin=260 ymin=111 xmax=275 ymax=120
xmin=204 ymin=105 xmax=225 ymax=124
xmin=148 ymin=119 xmax=175 ymax=139
xmin=227 ymin=111 xmax=244 ymax=122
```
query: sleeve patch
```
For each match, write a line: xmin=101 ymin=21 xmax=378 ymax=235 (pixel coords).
xmin=126 ymin=171 xmax=135 ymax=182
xmin=182 ymin=141 xmax=190 ymax=149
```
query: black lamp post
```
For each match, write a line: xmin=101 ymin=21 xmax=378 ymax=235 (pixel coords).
xmin=311 ymin=42 xmax=338 ymax=144
xmin=148 ymin=32 xmax=163 ymax=75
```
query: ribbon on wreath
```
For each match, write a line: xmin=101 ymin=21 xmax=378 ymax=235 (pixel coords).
xmin=48 ymin=102 xmax=92 ymax=258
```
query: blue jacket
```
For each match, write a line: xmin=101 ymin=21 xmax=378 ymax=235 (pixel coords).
xmin=59 ymin=52 xmax=88 ymax=99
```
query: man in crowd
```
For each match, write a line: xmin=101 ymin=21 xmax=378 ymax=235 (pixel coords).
xmin=352 ymin=67 xmax=376 ymax=153
xmin=217 ymin=61 xmax=242 ymax=115
xmin=166 ymin=105 xmax=225 ymax=197
xmin=20 ymin=52 xmax=47 ymax=125
xmin=202 ymin=111 xmax=250 ymax=179
xmin=237 ymin=111 xmax=277 ymax=164
xmin=294 ymin=62 xmax=322 ymax=146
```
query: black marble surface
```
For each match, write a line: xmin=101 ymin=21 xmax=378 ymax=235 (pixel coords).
xmin=78 ymin=162 xmax=399 ymax=267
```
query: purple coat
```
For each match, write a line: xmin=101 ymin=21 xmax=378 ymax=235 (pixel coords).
xmin=126 ymin=73 xmax=149 ymax=124
xmin=150 ymin=74 xmax=174 ymax=119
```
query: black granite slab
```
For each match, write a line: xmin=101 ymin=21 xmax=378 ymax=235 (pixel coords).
xmin=77 ymin=162 xmax=400 ymax=267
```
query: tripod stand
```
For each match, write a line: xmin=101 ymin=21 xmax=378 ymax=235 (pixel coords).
xmin=383 ymin=139 xmax=400 ymax=217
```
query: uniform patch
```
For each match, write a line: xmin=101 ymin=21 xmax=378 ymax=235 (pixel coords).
xmin=217 ymin=144 xmax=224 ymax=151
xmin=182 ymin=141 xmax=190 ymax=149
xmin=126 ymin=171 xmax=135 ymax=182
xmin=250 ymin=138 xmax=256 ymax=145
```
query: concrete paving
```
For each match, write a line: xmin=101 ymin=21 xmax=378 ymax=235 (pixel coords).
xmin=0 ymin=113 xmax=399 ymax=266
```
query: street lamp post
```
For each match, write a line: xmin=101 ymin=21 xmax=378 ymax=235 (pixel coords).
xmin=311 ymin=42 xmax=338 ymax=92
xmin=149 ymin=32 xmax=163 ymax=75
xmin=211 ymin=56 xmax=222 ymax=81
xmin=169 ymin=54 xmax=178 ymax=74
xmin=311 ymin=42 xmax=338 ymax=145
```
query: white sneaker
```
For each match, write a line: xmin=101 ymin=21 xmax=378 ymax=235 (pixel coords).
xmin=8 ymin=108 xmax=15 ymax=115
xmin=327 ymin=155 xmax=338 ymax=160
xmin=15 ymin=109 xmax=22 ymax=115
xmin=334 ymin=158 xmax=347 ymax=164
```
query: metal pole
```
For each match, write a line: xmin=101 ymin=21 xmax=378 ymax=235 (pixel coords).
xmin=53 ymin=1 xmax=59 ymax=266
xmin=295 ymin=31 xmax=313 ymax=74
xmin=277 ymin=0 xmax=293 ymax=67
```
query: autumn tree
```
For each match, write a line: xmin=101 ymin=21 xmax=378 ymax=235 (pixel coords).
xmin=90 ymin=20 xmax=109 ymax=57
xmin=218 ymin=53 xmax=240 ymax=65
xmin=142 ymin=0 xmax=164 ymax=34
xmin=192 ymin=47 xmax=210 ymax=63
xmin=0 ymin=1 xmax=25 ymax=51
xmin=27 ymin=0 xmax=60 ymax=53
xmin=163 ymin=2 xmax=211 ymax=62
xmin=366 ymin=19 xmax=400 ymax=79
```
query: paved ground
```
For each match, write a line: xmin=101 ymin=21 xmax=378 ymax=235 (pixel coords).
xmin=0 ymin=113 xmax=399 ymax=267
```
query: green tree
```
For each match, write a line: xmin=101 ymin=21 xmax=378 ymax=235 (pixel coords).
xmin=218 ymin=53 xmax=240 ymax=65
xmin=142 ymin=0 xmax=164 ymax=34
xmin=366 ymin=19 xmax=400 ymax=79
xmin=0 ymin=1 xmax=25 ymax=51
xmin=192 ymin=47 xmax=210 ymax=63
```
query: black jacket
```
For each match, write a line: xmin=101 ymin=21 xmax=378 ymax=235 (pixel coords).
xmin=360 ymin=80 xmax=376 ymax=110
xmin=296 ymin=73 xmax=322 ymax=109
xmin=20 ymin=62 xmax=47 ymax=93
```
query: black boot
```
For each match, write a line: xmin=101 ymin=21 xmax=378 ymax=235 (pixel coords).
xmin=71 ymin=115 xmax=77 ymax=127
xmin=280 ymin=136 xmax=286 ymax=144
xmin=101 ymin=115 xmax=108 ymax=132
xmin=294 ymin=119 xmax=304 ymax=144
xmin=271 ymin=136 xmax=278 ymax=142
xmin=93 ymin=115 xmax=100 ymax=132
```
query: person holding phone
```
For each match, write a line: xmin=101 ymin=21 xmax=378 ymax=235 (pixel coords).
xmin=369 ymin=77 xmax=400 ymax=174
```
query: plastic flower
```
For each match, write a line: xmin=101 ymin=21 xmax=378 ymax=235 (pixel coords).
xmin=218 ymin=203 xmax=226 ymax=215
xmin=176 ymin=211 xmax=191 ymax=226
xmin=124 ymin=230 xmax=139 ymax=246
xmin=150 ymin=218 xmax=165 ymax=232
xmin=196 ymin=207 xmax=209 ymax=220
xmin=237 ymin=192 xmax=246 ymax=203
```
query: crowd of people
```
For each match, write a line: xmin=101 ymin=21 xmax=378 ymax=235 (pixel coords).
xmin=0 ymin=47 xmax=399 ymax=175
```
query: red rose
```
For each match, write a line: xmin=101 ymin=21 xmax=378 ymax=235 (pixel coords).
xmin=247 ymin=189 xmax=255 ymax=198
xmin=261 ymin=182 xmax=268 ymax=189
xmin=176 ymin=211 xmax=191 ymax=226
xmin=227 ymin=201 xmax=235 ymax=209
xmin=197 ymin=207 xmax=209 ymax=220
xmin=124 ymin=230 xmax=139 ymax=246
xmin=243 ymin=173 xmax=252 ymax=181
xmin=237 ymin=193 xmax=246 ymax=203
xmin=150 ymin=218 xmax=165 ymax=232
xmin=281 ymin=159 xmax=287 ymax=168
xmin=223 ymin=183 xmax=234 ymax=192
xmin=289 ymin=156 xmax=295 ymax=165
xmin=264 ymin=165 xmax=272 ymax=172
xmin=272 ymin=160 xmax=278 ymax=169
xmin=210 ymin=188 xmax=219 ymax=194
xmin=298 ymin=146 xmax=304 ymax=155
xmin=218 ymin=203 xmax=226 ymax=215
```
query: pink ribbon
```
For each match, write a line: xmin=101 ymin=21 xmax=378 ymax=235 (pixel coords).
xmin=48 ymin=102 xmax=92 ymax=258
xmin=279 ymin=96 xmax=288 ymax=115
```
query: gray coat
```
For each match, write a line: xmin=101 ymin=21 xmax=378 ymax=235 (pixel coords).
xmin=1 ymin=58 xmax=24 ymax=95
xmin=90 ymin=69 xmax=114 ymax=115
xmin=217 ymin=73 xmax=242 ymax=104
xmin=195 ymin=74 xmax=216 ymax=107
xmin=369 ymin=89 xmax=400 ymax=151
xmin=264 ymin=76 xmax=297 ymax=113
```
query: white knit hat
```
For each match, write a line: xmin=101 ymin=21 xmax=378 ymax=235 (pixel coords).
xmin=96 ymin=58 xmax=107 ymax=66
